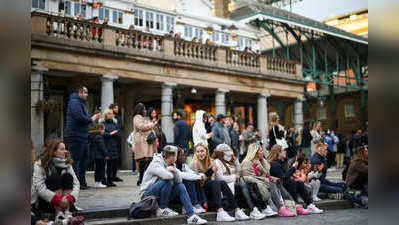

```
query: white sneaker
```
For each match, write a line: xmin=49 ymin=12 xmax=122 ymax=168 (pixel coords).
xmin=187 ymin=214 xmax=208 ymax=224
xmin=250 ymin=207 xmax=267 ymax=220
xmin=307 ymin=204 xmax=324 ymax=214
xmin=194 ymin=204 xmax=206 ymax=214
xmin=55 ymin=212 xmax=68 ymax=225
xmin=216 ymin=210 xmax=236 ymax=222
xmin=183 ymin=206 xmax=204 ymax=215
xmin=156 ymin=208 xmax=179 ymax=217
xmin=262 ymin=205 xmax=278 ymax=217
xmin=312 ymin=196 xmax=322 ymax=202
xmin=235 ymin=209 xmax=250 ymax=221
xmin=95 ymin=182 xmax=107 ymax=188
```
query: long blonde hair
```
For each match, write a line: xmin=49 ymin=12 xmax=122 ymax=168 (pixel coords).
xmin=269 ymin=112 xmax=279 ymax=127
xmin=242 ymin=142 xmax=262 ymax=164
xmin=192 ymin=143 xmax=212 ymax=173
xmin=267 ymin=144 xmax=283 ymax=162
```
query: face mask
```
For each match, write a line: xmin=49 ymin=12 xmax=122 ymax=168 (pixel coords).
xmin=53 ymin=157 xmax=68 ymax=168
xmin=223 ymin=153 xmax=232 ymax=162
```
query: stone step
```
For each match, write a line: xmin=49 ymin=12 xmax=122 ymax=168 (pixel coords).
xmin=81 ymin=199 xmax=352 ymax=225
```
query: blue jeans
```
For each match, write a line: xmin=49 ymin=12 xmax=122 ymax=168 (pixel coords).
xmin=183 ymin=180 xmax=206 ymax=206
xmin=145 ymin=180 xmax=194 ymax=216
xmin=65 ymin=137 xmax=88 ymax=186
xmin=320 ymin=179 xmax=347 ymax=193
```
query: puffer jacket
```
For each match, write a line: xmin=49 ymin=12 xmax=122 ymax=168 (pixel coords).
xmin=64 ymin=92 xmax=92 ymax=139
xmin=89 ymin=132 xmax=110 ymax=159
xmin=192 ymin=110 xmax=209 ymax=147
xmin=102 ymin=118 xmax=120 ymax=160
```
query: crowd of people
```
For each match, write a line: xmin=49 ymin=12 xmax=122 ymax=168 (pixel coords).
xmin=30 ymin=86 xmax=368 ymax=225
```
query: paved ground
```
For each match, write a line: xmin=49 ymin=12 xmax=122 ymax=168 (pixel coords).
xmin=180 ymin=208 xmax=368 ymax=225
xmin=76 ymin=167 xmax=344 ymax=210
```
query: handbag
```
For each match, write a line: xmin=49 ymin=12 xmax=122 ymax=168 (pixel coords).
xmin=273 ymin=126 xmax=288 ymax=149
xmin=146 ymin=131 xmax=156 ymax=144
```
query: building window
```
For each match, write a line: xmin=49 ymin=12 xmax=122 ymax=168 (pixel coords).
xmin=98 ymin=7 xmax=110 ymax=21
xmin=166 ymin=16 xmax=174 ymax=32
xmin=221 ymin=33 xmax=230 ymax=44
xmin=146 ymin=11 xmax=154 ymax=29
xmin=345 ymin=103 xmax=356 ymax=118
xmin=112 ymin=10 xmax=123 ymax=24
xmin=194 ymin=28 xmax=203 ymax=39
xmin=65 ymin=1 xmax=71 ymax=15
xmin=134 ymin=8 xmax=144 ymax=27
xmin=212 ymin=32 xmax=219 ymax=42
xmin=238 ymin=38 xmax=243 ymax=48
xmin=32 ymin=0 xmax=45 ymax=10
xmin=156 ymin=14 xmax=164 ymax=31
xmin=184 ymin=26 xmax=193 ymax=38
xmin=317 ymin=107 xmax=327 ymax=120
xmin=74 ymin=2 xmax=86 ymax=18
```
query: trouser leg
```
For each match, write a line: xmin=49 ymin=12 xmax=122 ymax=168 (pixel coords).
xmin=236 ymin=181 xmax=255 ymax=211
xmin=171 ymin=183 xmax=194 ymax=217
xmin=296 ymin=181 xmax=312 ymax=206
xmin=183 ymin=180 xmax=199 ymax=205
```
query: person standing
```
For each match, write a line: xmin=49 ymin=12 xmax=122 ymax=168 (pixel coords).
xmin=301 ymin=122 xmax=312 ymax=158
xmin=310 ymin=121 xmax=323 ymax=156
xmin=268 ymin=112 xmax=286 ymax=149
xmin=193 ymin=110 xmax=213 ymax=147
xmin=148 ymin=108 xmax=167 ymax=153
xmin=64 ymin=86 xmax=101 ymax=190
xmin=239 ymin=123 xmax=259 ymax=162
xmin=133 ymin=103 xmax=157 ymax=186
xmin=100 ymin=109 xmax=120 ymax=187
xmin=173 ymin=109 xmax=191 ymax=155
xmin=212 ymin=114 xmax=231 ymax=149
xmin=230 ymin=122 xmax=240 ymax=158
xmin=109 ymin=103 xmax=124 ymax=182
xmin=205 ymin=114 xmax=216 ymax=155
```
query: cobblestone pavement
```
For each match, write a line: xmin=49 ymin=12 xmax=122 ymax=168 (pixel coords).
xmin=76 ymin=167 xmax=344 ymax=210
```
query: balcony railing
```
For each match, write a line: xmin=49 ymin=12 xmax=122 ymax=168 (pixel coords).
xmin=32 ymin=12 xmax=302 ymax=80
xmin=174 ymin=38 xmax=217 ymax=61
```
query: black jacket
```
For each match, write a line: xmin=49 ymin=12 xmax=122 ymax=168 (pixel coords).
xmin=270 ymin=160 xmax=295 ymax=183
xmin=174 ymin=119 xmax=191 ymax=150
xmin=230 ymin=128 xmax=240 ymax=153
xmin=310 ymin=153 xmax=327 ymax=182
xmin=64 ymin=93 xmax=92 ymax=139
xmin=103 ymin=119 xmax=120 ymax=159
xmin=301 ymin=127 xmax=312 ymax=148
xmin=89 ymin=133 xmax=110 ymax=159
xmin=269 ymin=125 xmax=285 ymax=148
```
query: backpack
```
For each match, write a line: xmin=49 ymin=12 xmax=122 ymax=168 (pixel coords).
xmin=127 ymin=195 xmax=158 ymax=219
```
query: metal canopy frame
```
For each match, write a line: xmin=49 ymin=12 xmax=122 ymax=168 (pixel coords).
xmin=250 ymin=18 xmax=368 ymax=93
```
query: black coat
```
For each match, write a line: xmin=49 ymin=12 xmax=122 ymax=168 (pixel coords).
xmin=310 ymin=153 xmax=327 ymax=182
xmin=64 ymin=93 xmax=92 ymax=139
xmin=174 ymin=119 xmax=191 ymax=150
xmin=89 ymin=133 xmax=110 ymax=159
xmin=229 ymin=128 xmax=240 ymax=153
xmin=301 ymin=127 xmax=312 ymax=148
xmin=103 ymin=119 xmax=120 ymax=159
xmin=269 ymin=160 xmax=295 ymax=183
xmin=269 ymin=125 xmax=285 ymax=148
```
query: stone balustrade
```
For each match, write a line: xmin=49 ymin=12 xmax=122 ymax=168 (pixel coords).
xmin=31 ymin=12 xmax=302 ymax=80
xmin=45 ymin=13 xmax=104 ymax=43
xmin=174 ymin=38 xmax=217 ymax=61
xmin=226 ymin=49 xmax=260 ymax=68
xmin=115 ymin=28 xmax=164 ymax=51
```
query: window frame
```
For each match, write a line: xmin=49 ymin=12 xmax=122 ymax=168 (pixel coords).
xmin=166 ymin=16 xmax=174 ymax=33
xmin=156 ymin=13 xmax=164 ymax=31
xmin=344 ymin=103 xmax=356 ymax=118
xmin=146 ymin=11 xmax=154 ymax=29
xmin=317 ymin=107 xmax=327 ymax=120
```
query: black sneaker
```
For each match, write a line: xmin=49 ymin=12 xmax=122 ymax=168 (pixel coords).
xmin=113 ymin=177 xmax=124 ymax=182
xmin=107 ymin=182 xmax=117 ymax=187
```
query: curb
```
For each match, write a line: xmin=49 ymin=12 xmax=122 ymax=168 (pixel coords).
xmin=80 ymin=199 xmax=353 ymax=224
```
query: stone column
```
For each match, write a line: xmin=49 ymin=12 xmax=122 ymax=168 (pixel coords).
xmin=294 ymin=95 xmax=305 ymax=131
xmin=101 ymin=74 xmax=118 ymax=112
xmin=31 ymin=66 xmax=48 ymax=157
xmin=257 ymin=93 xmax=270 ymax=150
xmin=122 ymin=88 xmax=135 ymax=170
xmin=215 ymin=88 xmax=229 ymax=115
xmin=161 ymin=82 xmax=177 ymax=144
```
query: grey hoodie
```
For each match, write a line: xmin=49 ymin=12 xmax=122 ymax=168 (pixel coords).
xmin=139 ymin=153 xmax=182 ymax=199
